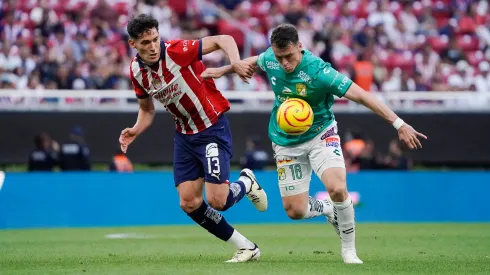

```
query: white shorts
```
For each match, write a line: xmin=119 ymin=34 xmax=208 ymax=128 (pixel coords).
xmin=273 ymin=123 xmax=345 ymax=197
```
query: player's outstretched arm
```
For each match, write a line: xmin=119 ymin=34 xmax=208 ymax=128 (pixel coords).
xmin=201 ymin=56 xmax=259 ymax=82
xmin=201 ymin=35 xmax=255 ymax=81
xmin=344 ymin=83 xmax=428 ymax=149
xmin=119 ymin=97 xmax=155 ymax=153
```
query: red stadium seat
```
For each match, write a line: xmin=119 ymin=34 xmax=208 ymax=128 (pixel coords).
xmin=168 ymin=0 xmax=187 ymax=15
xmin=457 ymin=35 xmax=480 ymax=52
xmin=467 ymin=51 xmax=485 ymax=67
xmin=217 ymin=20 xmax=245 ymax=49
xmin=428 ymin=36 xmax=449 ymax=53
xmin=332 ymin=54 xmax=356 ymax=70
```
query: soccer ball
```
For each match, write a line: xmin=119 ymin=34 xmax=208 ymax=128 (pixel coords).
xmin=276 ymin=98 xmax=314 ymax=135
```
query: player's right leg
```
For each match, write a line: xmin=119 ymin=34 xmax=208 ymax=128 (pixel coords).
xmin=273 ymin=143 xmax=334 ymax=220
xmin=175 ymin=119 xmax=260 ymax=263
xmin=309 ymin=127 xmax=362 ymax=264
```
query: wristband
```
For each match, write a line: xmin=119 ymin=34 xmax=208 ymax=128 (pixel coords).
xmin=392 ymin=118 xmax=404 ymax=130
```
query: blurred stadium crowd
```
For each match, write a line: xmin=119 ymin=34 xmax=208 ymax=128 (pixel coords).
xmin=1 ymin=0 xmax=489 ymax=93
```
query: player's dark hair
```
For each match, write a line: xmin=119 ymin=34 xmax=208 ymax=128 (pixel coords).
xmin=127 ymin=14 xmax=159 ymax=39
xmin=270 ymin=24 xmax=299 ymax=49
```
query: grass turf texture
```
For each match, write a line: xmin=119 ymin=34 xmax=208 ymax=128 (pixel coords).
xmin=1 ymin=224 xmax=489 ymax=275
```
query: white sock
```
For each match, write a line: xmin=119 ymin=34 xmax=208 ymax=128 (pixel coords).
xmin=227 ymin=229 xmax=255 ymax=250
xmin=238 ymin=176 xmax=252 ymax=193
xmin=303 ymin=196 xmax=334 ymax=219
xmin=333 ymin=194 xmax=356 ymax=251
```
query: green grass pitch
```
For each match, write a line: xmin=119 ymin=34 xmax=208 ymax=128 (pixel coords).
xmin=1 ymin=224 xmax=489 ymax=275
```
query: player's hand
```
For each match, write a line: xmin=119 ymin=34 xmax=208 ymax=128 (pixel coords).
xmin=119 ymin=127 xmax=138 ymax=153
xmin=231 ymin=60 xmax=255 ymax=83
xmin=201 ymin=68 xmax=226 ymax=80
xmin=397 ymin=123 xmax=427 ymax=149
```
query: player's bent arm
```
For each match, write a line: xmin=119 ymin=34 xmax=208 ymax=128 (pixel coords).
xmin=132 ymin=97 xmax=155 ymax=136
xmin=201 ymin=35 xmax=240 ymax=63
xmin=343 ymin=83 xmax=399 ymax=124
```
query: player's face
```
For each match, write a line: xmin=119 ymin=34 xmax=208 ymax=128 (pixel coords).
xmin=129 ymin=28 xmax=161 ymax=65
xmin=272 ymin=42 xmax=303 ymax=73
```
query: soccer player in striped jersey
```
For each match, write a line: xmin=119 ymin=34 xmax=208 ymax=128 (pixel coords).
xmin=118 ymin=14 xmax=267 ymax=263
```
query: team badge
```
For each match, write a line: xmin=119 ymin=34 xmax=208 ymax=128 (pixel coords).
xmin=152 ymin=78 xmax=163 ymax=89
xmin=277 ymin=168 xmax=286 ymax=180
xmin=296 ymin=83 xmax=307 ymax=97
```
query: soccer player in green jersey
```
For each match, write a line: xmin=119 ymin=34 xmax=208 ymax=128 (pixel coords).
xmin=202 ymin=24 xmax=427 ymax=264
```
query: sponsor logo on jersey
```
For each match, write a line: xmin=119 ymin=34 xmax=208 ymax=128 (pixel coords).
xmin=152 ymin=83 xmax=181 ymax=102
xmin=325 ymin=136 xmax=340 ymax=148
xmin=320 ymin=127 xmax=336 ymax=139
xmin=182 ymin=40 xmax=189 ymax=52
xmin=206 ymin=143 xmax=219 ymax=157
xmin=266 ymin=61 xmax=280 ymax=70
xmin=282 ymin=87 xmax=293 ymax=94
xmin=277 ymin=95 xmax=290 ymax=102
xmin=277 ymin=168 xmax=286 ymax=180
xmin=337 ymin=76 xmax=349 ymax=91
xmin=298 ymin=71 xmax=312 ymax=83
xmin=276 ymin=156 xmax=293 ymax=165
xmin=296 ymin=83 xmax=307 ymax=96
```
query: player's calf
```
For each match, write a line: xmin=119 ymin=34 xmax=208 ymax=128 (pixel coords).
xmin=206 ymin=179 xmax=248 ymax=211
xmin=282 ymin=193 xmax=334 ymax=220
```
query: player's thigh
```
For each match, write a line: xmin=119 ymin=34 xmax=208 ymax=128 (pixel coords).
xmin=173 ymin=134 xmax=205 ymax=187
xmin=273 ymin=142 xmax=312 ymax=198
xmin=308 ymin=133 xmax=348 ymax=201
xmin=203 ymin=143 xmax=232 ymax=207
xmin=198 ymin=116 xmax=233 ymax=203
xmin=177 ymin=178 xmax=205 ymax=213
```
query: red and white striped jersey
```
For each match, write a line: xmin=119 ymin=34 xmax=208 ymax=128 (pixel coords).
xmin=129 ymin=39 xmax=230 ymax=134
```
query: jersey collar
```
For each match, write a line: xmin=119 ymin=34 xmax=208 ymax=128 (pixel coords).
xmin=136 ymin=41 xmax=166 ymax=69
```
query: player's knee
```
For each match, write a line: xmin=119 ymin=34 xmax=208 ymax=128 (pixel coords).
xmin=207 ymin=196 xmax=227 ymax=211
xmin=180 ymin=196 xmax=203 ymax=213
xmin=284 ymin=205 xmax=305 ymax=220
xmin=329 ymin=185 xmax=348 ymax=202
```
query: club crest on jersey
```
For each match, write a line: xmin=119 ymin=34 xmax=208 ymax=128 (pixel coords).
xmin=277 ymin=168 xmax=286 ymax=180
xmin=152 ymin=78 xmax=163 ymax=89
xmin=296 ymin=83 xmax=307 ymax=97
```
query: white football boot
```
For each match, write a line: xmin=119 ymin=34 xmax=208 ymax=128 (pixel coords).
xmin=342 ymin=249 xmax=363 ymax=264
xmin=226 ymin=244 xmax=261 ymax=263
xmin=241 ymin=168 xmax=268 ymax=212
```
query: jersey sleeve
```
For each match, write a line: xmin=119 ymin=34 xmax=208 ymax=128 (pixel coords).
xmin=317 ymin=66 xmax=353 ymax=98
xmin=257 ymin=52 xmax=267 ymax=71
xmin=129 ymin=60 xmax=149 ymax=99
xmin=166 ymin=39 xmax=202 ymax=67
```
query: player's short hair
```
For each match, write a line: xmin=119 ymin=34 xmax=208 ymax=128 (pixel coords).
xmin=270 ymin=24 xmax=299 ymax=49
xmin=127 ymin=14 xmax=159 ymax=40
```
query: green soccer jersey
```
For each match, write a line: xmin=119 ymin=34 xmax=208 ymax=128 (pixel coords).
xmin=257 ymin=47 xmax=353 ymax=146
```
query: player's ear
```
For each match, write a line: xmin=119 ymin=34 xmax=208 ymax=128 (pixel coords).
xmin=128 ymin=39 xmax=135 ymax=49
xmin=298 ymin=42 xmax=303 ymax=50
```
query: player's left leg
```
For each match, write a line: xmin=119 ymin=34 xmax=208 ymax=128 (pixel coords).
xmin=310 ymin=129 xmax=362 ymax=264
